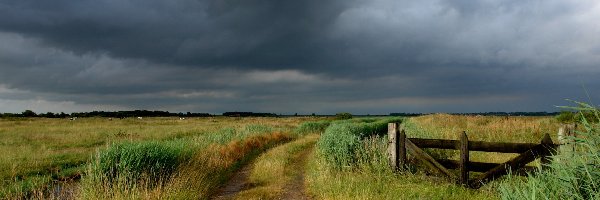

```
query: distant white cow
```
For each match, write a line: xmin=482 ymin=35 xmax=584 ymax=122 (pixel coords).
xmin=137 ymin=117 xmax=143 ymax=119
xmin=179 ymin=117 xmax=185 ymax=120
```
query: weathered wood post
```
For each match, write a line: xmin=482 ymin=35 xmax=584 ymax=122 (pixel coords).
xmin=558 ymin=124 xmax=576 ymax=155
xmin=540 ymin=133 xmax=554 ymax=168
xmin=388 ymin=123 xmax=400 ymax=170
xmin=459 ymin=131 xmax=469 ymax=185
xmin=399 ymin=125 xmax=407 ymax=170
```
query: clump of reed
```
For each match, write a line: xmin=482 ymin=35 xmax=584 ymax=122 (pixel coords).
xmin=80 ymin=140 xmax=192 ymax=199
xmin=499 ymin=101 xmax=600 ymax=200
xmin=317 ymin=117 xmax=402 ymax=169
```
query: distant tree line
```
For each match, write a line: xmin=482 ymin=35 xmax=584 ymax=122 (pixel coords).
xmin=71 ymin=110 xmax=212 ymax=118
xmin=0 ymin=110 xmax=212 ymax=118
xmin=0 ymin=110 xmax=69 ymax=118
xmin=389 ymin=113 xmax=423 ymax=117
xmin=222 ymin=112 xmax=277 ymax=117
xmin=1 ymin=110 xmax=564 ymax=119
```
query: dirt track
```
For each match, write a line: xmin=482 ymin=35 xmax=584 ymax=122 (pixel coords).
xmin=212 ymin=141 xmax=314 ymax=200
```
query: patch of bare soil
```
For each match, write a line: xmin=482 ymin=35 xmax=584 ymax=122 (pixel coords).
xmin=212 ymin=163 xmax=254 ymax=200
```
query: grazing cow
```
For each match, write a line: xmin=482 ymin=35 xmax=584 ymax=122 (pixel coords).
xmin=137 ymin=117 xmax=143 ymax=119
xmin=179 ymin=117 xmax=185 ymax=120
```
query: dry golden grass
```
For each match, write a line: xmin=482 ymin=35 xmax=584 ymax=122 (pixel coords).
xmin=405 ymin=114 xmax=561 ymax=169
xmin=406 ymin=114 xmax=560 ymax=142
xmin=160 ymin=132 xmax=292 ymax=199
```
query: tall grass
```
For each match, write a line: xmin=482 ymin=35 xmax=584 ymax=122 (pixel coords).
xmin=499 ymin=102 xmax=600 ymax=200
xmin=81 ymin=140 xmax=192 ymax=197
xmin=294 ymin=120 xmax=331 ymax=136
xmin=317 ymin=117 xmax=402 ymax=169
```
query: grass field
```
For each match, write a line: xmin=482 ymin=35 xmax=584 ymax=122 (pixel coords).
xmin=0 ymin=117 xmax=315 ymax=198
xmin=1 ymin=111 xmax=597 ymax=199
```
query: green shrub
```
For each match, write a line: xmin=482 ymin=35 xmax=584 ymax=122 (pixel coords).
xmin=556 ymin=108 xmax=599 ymax=124
xmin=556 ymin=111 xmax=576 ymax=123
xmin=335 ymin=112 xmax=353 ymax=120
xmin=499 ymin=101 xmax=600 ymax=200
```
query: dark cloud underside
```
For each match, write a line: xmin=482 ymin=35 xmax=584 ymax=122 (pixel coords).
xmin=0 ymin=0 xmax=599 ymax=113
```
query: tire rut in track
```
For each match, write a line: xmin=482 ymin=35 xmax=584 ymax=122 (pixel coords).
xmin=212 ymin=161 xmax=254 ymax=200
xmin=280 ymin=144 xmax=313 ymax=200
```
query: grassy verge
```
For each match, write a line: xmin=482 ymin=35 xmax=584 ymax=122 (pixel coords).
xmin=306 ymin=151 xmax=498 ymax=199
xmin=233 ymin=134 xmax=320 ymax=199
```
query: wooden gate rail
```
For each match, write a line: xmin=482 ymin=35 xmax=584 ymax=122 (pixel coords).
xmin=387 ymin=123 xmax=558 ymax=188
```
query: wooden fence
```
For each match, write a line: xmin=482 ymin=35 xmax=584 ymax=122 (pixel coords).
xmin=387 ymin=123 xmax=560 ymax=188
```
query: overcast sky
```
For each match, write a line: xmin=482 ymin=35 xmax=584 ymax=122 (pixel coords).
xmin=0 ymin=0 xmax=599 ymax=114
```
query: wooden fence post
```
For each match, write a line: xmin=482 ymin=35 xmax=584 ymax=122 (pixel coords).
xmin=388 ymin=123 xmax=399 ymax=170
xmin=557 ymin=124 xmax=576 ymax=157
xmin=459 ymin=131 xmax=469 ymax=185
xmin=399 ymin=125 xmax=407 ymax=170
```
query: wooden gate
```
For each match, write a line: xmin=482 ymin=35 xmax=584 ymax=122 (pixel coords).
xmin=387 ymin=123 xmax=558 ymax=188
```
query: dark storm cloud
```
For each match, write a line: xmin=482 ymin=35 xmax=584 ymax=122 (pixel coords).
xmin=0 ymin=0 xmax=599 ymax=113
xmin=0 ymin=0 xmax=355 ymax=70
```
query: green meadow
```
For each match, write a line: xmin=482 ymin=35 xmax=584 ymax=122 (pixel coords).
xmin=1 ymin=105 xmax=598 ymax=199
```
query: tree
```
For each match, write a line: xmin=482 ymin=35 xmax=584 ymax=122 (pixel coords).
xmin=22 ymin=110 xmax=37 ymax=117
xmin=335 ymin=112 xmax=353 ymax=120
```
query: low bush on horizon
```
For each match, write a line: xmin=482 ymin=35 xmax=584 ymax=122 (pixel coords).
xmin=335 ymin=112 xmax=353 ymax=120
